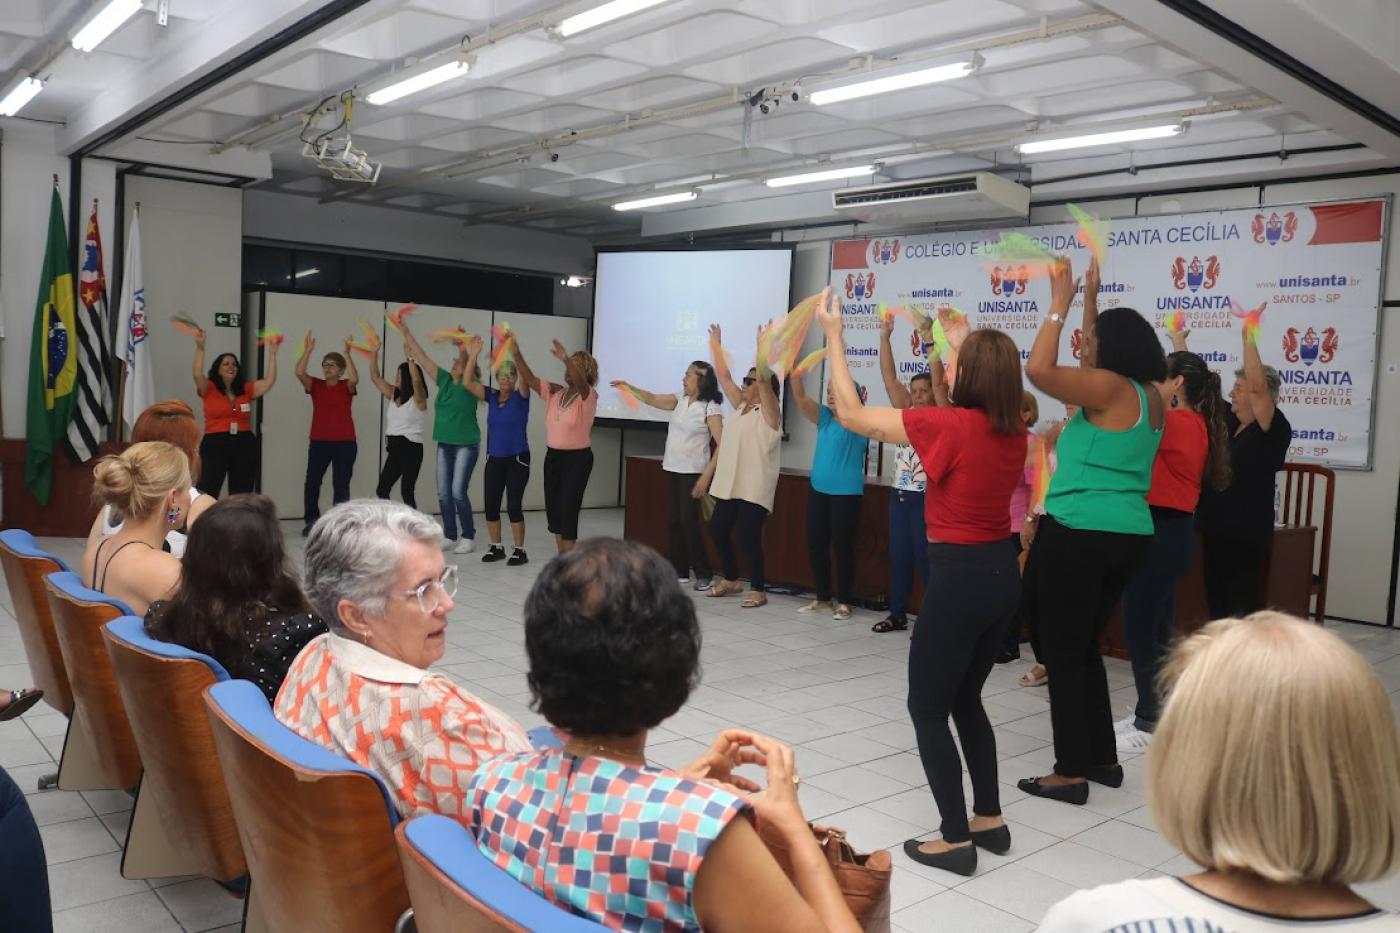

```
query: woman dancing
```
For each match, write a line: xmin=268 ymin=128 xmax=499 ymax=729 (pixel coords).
xmin=294 ymin=332 xmax=359 ymax=536
xmin=1020 ymin=256 xmax=1165 ymax=806
xmin=816 ymin=299 xmax=1026 ymax=876
xmin=463 ymin=338 xmax=532 ymax=566
xmin=190 ymin=328 xmax=277 ymax=496
xmin=515 ymin=338 xmax=598 ymax=553
xmin=368 ymin=342 xmax=428 ymax=509
xmin=610 ymin=362 xmax=724 ymax=589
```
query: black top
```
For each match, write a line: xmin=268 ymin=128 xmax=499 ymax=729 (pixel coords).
xmin=1196 ymin=405 xmax=1292 ymax=541
xmin=144 ymin=604 xmax=326 ymax=703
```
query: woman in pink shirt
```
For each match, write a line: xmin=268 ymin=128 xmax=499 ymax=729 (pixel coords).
xmin=514 ymin=338 xmax=598 ymax=553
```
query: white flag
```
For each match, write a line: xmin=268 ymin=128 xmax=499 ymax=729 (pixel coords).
xmin=114 ymin=210 xmax=153 ymax=430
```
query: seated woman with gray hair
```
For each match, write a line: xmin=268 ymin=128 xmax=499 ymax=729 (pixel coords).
xmin=274 ymin=499 xmax=532 ymax=824
xmin=1177 ymin=314 xmax=1291 ymax=618
xmin=1039 ymin=612 xmax=1400 ymax=930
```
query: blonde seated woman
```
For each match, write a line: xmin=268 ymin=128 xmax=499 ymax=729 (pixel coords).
xmin=82 ymin=441 xmax=192 ymax=615
xmin=1039 ymin=612 xmax=1400 ymax=931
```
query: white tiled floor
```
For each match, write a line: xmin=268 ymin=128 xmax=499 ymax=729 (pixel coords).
xmin=5 ymin=507 xmax=1400 ymax=931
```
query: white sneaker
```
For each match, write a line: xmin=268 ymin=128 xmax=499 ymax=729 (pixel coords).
xmin=798 ymin=600 xmax=833 ymax=614
xmin=439 ymin=537 xmax=454 ymax=549
xmin=1113 ymin=715 xmax=1136 ymax=735
xmin=1116 ymin=724 xmax=1153 ymax=753
xmin=453 ymin=538 xmax=475 ymax=555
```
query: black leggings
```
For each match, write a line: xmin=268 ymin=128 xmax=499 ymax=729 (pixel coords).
xmin=668 ymin=471 xmax=710 ymax=580
xmin=709 ymin=498 xmax=769 ymax=590
xmin=1028 ymin=516 xmax=1150 ymax=776
xmin=543 ymin=447 xmax=592 ymax=540
xmin=199 ymin=431 xmax=259 ymax=497
xmin=908 ymin=540 xmax=1019 ymax=842
xmin=484 ymin=452 xmax=531 ymax=523
xmin=807 ymin=490 xmax=862 ymax=604
xmin=1200 ymin=532 xmax=1268 ymax=620
xmin=376 ymin=435 xmax=423 ymax=509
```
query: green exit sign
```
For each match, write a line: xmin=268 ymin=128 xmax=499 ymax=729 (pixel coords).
xmin=214 ymin=311 xmax=241 ymax=328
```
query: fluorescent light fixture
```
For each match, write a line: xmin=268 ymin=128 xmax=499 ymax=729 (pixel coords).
xmin=612 ymin=191 xmax=697 ymax=211
xmin=765 ymin=164 xmax=877 ymax=188
xmin=560 ymin=275 xmax=593 ymax=287
xmin=556 ymin=0 xmax=674 ymax=38
xmin=366 ymin=60 xmax=469 ymax=105
xmin=294 ymin=268 xmax=321 ymax=279
xmin=0 ymin=76 xmax=44 ymax=116
xmin=1017 ymin=123 xmax=1183 ymax=154
xmin=72 ymin=0 xmax=143 ymax=53
xmin=810 ymin=59 xmax=976 ymax=106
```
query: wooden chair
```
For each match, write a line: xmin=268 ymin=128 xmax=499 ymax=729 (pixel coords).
xmin=204 ymin=679 xmax=410 ymax=933
xmin=103 ymin=616 xmax=246 ymax=884
xmin=395 ymin=815 xmax=604 ymax=933
xmin=1279 ymin=463 xmax=1335 ymax=623
xmin=0 ymin=529 xmax=74 ymax=718
xmin=42 ymin=571 xmax=140 ymax=792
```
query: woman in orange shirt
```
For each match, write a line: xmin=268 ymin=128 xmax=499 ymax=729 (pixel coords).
xmin=190 ymin=327 xmax=278 ymax=496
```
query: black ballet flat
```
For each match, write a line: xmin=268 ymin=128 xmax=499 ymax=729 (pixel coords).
xmin=903 ymin=839 xmax=977 ymax=877
xmin=1017 ymin=776 xmax=1089 ymax=805
xmin=969 ymin=825 xmax=1012 ymax=855
xmin=1085 ymin=764 xmax=1124 ymax=788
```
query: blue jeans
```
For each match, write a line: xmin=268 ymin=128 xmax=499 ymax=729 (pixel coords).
xmin=889 ymin=489 xmax=929 ymax=619
xmin=437 ymin=443 xmax=479 ymax=541
xmin=0 ymin=766 xmax=51 ymax=931
xmin=1121 ymin=509 xmax=1196 ymax=731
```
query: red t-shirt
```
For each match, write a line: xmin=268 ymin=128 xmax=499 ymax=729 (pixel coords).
xmin=202 ymin=380 xmax=255 ymax=434
xmin=308 ymin=378 xmax=356 ymax=442
xmin=902 ymin=407 xmax=1028 ymax=544
xmin=1148 ymin=409 xmax=1208 ymax=512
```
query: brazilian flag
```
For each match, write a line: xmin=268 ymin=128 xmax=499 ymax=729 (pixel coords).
xmin=24 ymin=189 xmax=77 ymax=506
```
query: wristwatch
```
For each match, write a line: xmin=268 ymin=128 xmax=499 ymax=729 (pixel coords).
xmin=1046 ymin=312 xmax=1065 ymax=324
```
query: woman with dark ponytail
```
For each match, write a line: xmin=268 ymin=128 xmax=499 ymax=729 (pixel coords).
xmin=1115 ymin=348 xmax=1231 ymax=752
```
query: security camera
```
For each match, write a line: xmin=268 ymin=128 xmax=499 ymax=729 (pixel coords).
xmin=759 ymin=102 xmax=770 ymax=114
xmin=791 ymin=90 xmax=800 ymax=102
xmin=549 ymin=152 xmax=560 ymax=162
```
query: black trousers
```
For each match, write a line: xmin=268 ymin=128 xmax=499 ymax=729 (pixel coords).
xmin=1200 ymin=532 xmax=1269 ymax=620
xmin=1121 ymin=510 xmax=1196 ymax=730
xmin=376 ymin=435 xmax=424 ymax=509
xmin=1015 ymin=533 xmax=1044 ymax=664
xmin=1028 ymin=516 xmax=1151 ymax=777
xmin=199 ymin=431 xmax=259 ymax=497
xmin=908 ymin=540 xmax=1019 ymax=842
xmin=484 ymin=452 xmax=531 ymax=523
xmin=305 ymin=440 xmax=356 ymax=526
xmin=807 ymin=490 xmax=862 ymax=603
xmin=543 ymin=447 xmax=592 ymax=540
xmin=667 ymin=471 xmax=711 ymax=580
xmin=709 ymin=498 xmax=768 ymax=590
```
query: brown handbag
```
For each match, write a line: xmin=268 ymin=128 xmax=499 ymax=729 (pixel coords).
xmin=758 ymin=822 xmax=893 ymax=933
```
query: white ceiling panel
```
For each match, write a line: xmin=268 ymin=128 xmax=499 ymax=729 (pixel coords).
xmin=507 ymin=55 xmax=649 ymax=98
xmin=603 ymin=10 xmax=783 ymax=67
xmin=684 ymin=37 xmax=856 ymax=85
xmin=317 ymin=9 xmax=477 ymax=61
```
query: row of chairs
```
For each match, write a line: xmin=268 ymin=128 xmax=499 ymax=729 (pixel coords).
xmin=0 ymin=529 xmax=600 ymax=932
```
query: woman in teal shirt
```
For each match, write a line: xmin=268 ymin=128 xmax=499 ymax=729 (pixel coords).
xmin=1021 ymin=256 xmax=1165 ymax=806
xmin=791 ymin=371 xmax=867 ymax=621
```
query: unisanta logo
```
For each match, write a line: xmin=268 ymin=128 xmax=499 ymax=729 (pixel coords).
xmin=1171 ymin=256 xmax=1220 ymax=292
xmin=910 ymin=328 xmax=927 ymax=358
xmin=845 ymin=272 xmax=875 ymax=301
xmin=1070 ymin=328 xmax=1084 ymax=360
xmin=989 ymin=265 xmax=1028 ymax=296
xmin=1283 ymin=326 xmax=1338 ymax=366
xmin=1253 ymin=210 xmax=1298 ymax=246
xmin=870 ymin=239 xmax=900 ymax=265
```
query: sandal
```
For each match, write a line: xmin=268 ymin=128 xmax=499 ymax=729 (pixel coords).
xmin=740 ymin=592 xmax=768 ymax=608
xmin=872 ymin=616 xmax=908 ymax=634
xmin=706 ymin=580 xmax=744 ymax=598
xmin=0 ymin=687 xmax=43 ymax=722
xmin=1019 ymin=665 xmax=1048 ymax=688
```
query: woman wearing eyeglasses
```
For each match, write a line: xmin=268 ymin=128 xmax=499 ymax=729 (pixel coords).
xmin=275 ymin=500 xmax=532 ymax=822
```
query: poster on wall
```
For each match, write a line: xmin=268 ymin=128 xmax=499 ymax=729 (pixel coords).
xmin=827 ymin=197 xmax=1389 ymax=470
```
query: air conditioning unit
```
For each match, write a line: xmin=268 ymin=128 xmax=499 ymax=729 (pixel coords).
xmin=832 ymin=172 xmax=1029 ymax=224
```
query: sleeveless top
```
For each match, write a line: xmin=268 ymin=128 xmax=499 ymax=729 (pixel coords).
xmin=708 ymin=406 xmax=781 ymax=512
xmin=1044 ymin=382 xmax=1162 ymax=535
xmin=100 ymin=489 xmax=205 ymax=559
xmin=383 ymin=398 xmax=425 ymax=443
xmin=467 ymin=750 xmax=752 ymax=932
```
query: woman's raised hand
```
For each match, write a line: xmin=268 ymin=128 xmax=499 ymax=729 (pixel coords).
xmin=303 ymin=331 xmax=315 ymax=354
xmin=815 ymin=295 xmax=843 ymax=340
xmin=550 ymin=338 xmax=568 ymax=361
xmin=468 ymin=334 xmax=484 ymax=356
xmin=1048 ymin=255 xmax=1080 ymax=314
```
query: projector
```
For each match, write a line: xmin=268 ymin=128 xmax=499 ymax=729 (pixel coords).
xmin=303 ymin=136 xmax=382 ymax=185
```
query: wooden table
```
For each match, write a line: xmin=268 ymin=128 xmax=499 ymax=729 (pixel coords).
xmin=625 ymin=455 xmax=1317 ymax=653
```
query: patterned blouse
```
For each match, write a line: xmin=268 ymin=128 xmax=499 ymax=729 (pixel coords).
xmin=274 ymin=633 xmax=532 ymax=824
xmin=468 ymin=750 xmax=752 ymax=932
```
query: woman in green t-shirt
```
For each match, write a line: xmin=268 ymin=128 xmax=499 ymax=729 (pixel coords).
xmin=401 ymin=323 xmax=482 ymax=555
xmin=1020 ymin=255 xmax=1165 ymax=807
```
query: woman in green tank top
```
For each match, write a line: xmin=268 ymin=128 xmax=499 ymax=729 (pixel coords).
xmin=1019 ymin=255 xmax=1166 ymax=807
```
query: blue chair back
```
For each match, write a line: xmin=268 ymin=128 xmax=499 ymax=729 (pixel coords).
xmin=46 ymin=570 xmax=134 ymax=616
xmin=527 ymin=725 xmax=562 ymax=751
xmin=0 ymin=529 xmax=70 ymax=570
xmin=104 ymin=616 xmax=231 ymax=680
xmin=204 ymin=680 xmax=410 ymax=932
xmin=398 ymin=815 xmax=606 ymax=932
xmin=0 ymin=529 xmax=73 ymax=713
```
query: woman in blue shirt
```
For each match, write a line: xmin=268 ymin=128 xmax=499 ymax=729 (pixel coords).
xmin=791 ymin=371 xmax=868 ymax=620
xmin=464 ymin=337 xmax=532 ymax=566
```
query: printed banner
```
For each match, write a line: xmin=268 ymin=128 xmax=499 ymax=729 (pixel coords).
xmin=828 ymin=198 xmax=1388 ymax=469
